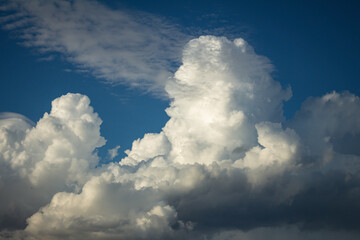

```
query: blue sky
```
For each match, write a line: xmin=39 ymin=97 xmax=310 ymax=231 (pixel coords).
xmin=1 ymin=1 xmax=360 ymax=239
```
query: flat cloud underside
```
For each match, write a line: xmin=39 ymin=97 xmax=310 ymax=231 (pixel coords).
xmin=1 ymin=36 xmax=360 ymax=240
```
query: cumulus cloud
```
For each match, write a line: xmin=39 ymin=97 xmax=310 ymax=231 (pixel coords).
xmin=1 ymin=36 xmax=360 ymax=239
xmin=288 ymin=91 xmax=360 ymax=156
xmin=208 ymin=227 xmax=360 ymax=240
xmin=0 ymin=93 xmax=105 ymax=232
xmin=0 ymin=0 xmax=190 ymax=95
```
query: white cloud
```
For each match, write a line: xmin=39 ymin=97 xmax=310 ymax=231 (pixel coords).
xmin=164 ymin=36 xmax=291 ymax=165
xmin=0 ymin=93 xmax=105 ymax=232
xmin=1 ymin=36 xmax=360 ymax=239
xmin=0 ymin=112 xmax=35 ymax=127
xmin=0 ymin=0 xmax=190 ymax=95
xmin=121 ymin=132 xmax=171 ymax=166
xmin=26 ymin=173 xmax=177 ymax=240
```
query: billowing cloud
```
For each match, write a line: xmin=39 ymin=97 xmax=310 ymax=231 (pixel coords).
xmin=1 ymin=36 xmax=360 ymax=240
xmin=0 ymin=93 xmax=105 ymax=232
xmin=0 ymin=0 xmax=190 ymax=95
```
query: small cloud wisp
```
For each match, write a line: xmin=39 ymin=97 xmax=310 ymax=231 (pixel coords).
xmin=0 ymin=0 xmax=190 ymax=95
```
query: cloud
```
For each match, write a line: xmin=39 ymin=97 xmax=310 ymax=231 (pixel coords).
xmin=0 ymin=112 xmax=35 ymax=127
xmin=108 ymin=145 xmax=120 ymax=160
xmin=25 ymin=173 xmax=177 ymax=240
xmin=1 ymin=36 xmax=360 ymax=239
xmin=208 ymin=226 xmax=360 ymax=240
xmin=0 ymin=0 xmax=190 ymax=95
xmin=164 ymin=36 xmax=291 ymax=165
xmin=0 ymin=93 xmax=105 ymax=232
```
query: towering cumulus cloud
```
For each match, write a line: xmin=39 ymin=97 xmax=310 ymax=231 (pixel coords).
xmin=1 ymin=36 xmax=360 ymax=240
xmin=0 ymin=94 xmax=105 ymax=233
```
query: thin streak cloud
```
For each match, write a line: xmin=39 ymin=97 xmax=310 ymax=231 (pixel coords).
xmin=0 ymin=0 xmax=191 ymax=95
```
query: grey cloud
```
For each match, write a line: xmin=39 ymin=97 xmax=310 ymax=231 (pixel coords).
xmin=288 ymin=91 xmax=360 ymax=156
xmin=0 ymin=93 xmax=105 ymax=233
xmin=208 ymin=226 xmax=360 ymax=240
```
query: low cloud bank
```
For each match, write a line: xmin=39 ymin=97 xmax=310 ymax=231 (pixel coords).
xmin=1 ymin=36 xmax=360 ymax=239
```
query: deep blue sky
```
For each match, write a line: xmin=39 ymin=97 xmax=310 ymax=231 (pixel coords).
xmin=1 ymin=0 xmax=360 ymax=160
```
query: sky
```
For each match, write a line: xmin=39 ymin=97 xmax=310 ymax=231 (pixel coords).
xmin=0 ymin=0 xmax=360 ymax=239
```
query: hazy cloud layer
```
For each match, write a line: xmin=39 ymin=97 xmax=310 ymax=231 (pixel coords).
xmin=1 ymin=36 xmax=360 ymax=239
xmin=0 ymin=0 xmax=190 ymax=95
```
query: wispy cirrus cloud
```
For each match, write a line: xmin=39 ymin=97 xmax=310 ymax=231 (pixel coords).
xmin=0 ymin=0 xmax=191 ymax=95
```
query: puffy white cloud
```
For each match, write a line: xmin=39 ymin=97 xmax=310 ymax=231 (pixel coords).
xmin=120 ymin=132 xmax=171 ymax=166
xmin=0 ymin=0 xmax=190 ymax=95
xmin=0 ymin=93 xmax=105 ymax=232
xmin=26 ymin=172 xmax=177 ymax=240
xmin=1 ymin=36 xmax=360 ymax=240
xmin=164 ymin=36 xmax=291 ymax=165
